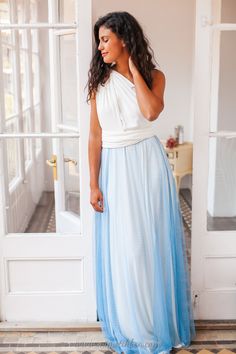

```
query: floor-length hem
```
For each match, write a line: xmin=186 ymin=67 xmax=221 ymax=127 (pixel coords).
xmin=93 ymin=135 xmax=196 ymax=354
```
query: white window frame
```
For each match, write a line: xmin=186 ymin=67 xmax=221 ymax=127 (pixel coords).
xmin=0 ymin=0 xmax=86 ymax=231
xmin=0 ymin=0 xmax=43 ymax=193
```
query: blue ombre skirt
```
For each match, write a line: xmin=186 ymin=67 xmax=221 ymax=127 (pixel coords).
xmin=92 ymin=135 xmax=196 ymax=354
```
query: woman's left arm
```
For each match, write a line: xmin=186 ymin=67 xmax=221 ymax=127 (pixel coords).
xmin=130 ymin=58 xmax=166 ymax=121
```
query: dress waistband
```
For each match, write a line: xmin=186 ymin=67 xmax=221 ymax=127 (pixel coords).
xmin=101 ymin=125 xmax=158 ymax=148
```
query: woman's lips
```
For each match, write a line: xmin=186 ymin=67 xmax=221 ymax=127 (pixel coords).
xmin=102 ymin=52 xmax=108 ymax=57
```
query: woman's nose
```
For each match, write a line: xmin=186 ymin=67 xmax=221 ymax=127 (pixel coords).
xmin=98 ymin=42 xmax=103 ymax=51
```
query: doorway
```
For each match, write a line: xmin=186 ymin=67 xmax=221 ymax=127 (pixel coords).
xmin=0 ymin=0 xmax=95 ymax=322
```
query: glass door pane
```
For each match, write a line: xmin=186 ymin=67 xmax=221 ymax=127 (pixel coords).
xmin=210 ymin=31 xmax=236 ymax=132
xmin=207 ymin=136 xmax=236 ymax=231
xmin=59 ymin=33 xmax=77 ymax=127
xmin=221 ymin=0 xmax=236 ymax=23
xmin=5 ymin=122 xmax=20 ymax=184
xmin=3 ymin=45 xmax=16 ymax=117
xmin=208 ymin=27 xmax=236 ymax=231
xmin=57 ymin=32 xmax=80 ymax=217
xmin=0 ymin=0 xmax=10 ymax=24
xmin=0 ymin=2 xmax=81 ymax=234
xmin=59 ymin=0 xmax=75 ymax=23
xmin=62 ymin=137 xmax=80 ymax=215
xmin=5 ymin=137 xmax=57 ymax=233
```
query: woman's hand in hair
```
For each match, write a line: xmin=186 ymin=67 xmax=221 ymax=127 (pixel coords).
xmin=128 ymin=56 xmax=138 ymax=76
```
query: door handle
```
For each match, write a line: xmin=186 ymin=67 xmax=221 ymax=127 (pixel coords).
xmin=46 ymin=154 xmax=57 ymax=180
xmin=64 ymin=157 xmax=77 ymax=166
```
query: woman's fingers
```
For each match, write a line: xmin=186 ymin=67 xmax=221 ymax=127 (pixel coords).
xmin=95 ymin=194 xmax=103 ymax=212
xmin=97 ymin=198 xmax=104 ymax=212
xmin=90 ymin=189 xmax=104 ymax=212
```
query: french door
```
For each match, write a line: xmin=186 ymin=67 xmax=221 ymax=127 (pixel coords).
xmin=0 ymin=0 xmax=96 ymax=322
xmin=191 ymin=0 xmax=236 ymax=319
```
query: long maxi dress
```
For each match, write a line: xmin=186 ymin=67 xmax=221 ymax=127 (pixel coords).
xmin=92 ymin=68 xmax=196 ymax=354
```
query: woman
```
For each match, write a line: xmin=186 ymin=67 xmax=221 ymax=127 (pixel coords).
xmin=87 ymin=11 xmax=196 ymax=354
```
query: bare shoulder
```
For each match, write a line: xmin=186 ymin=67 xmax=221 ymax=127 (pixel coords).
xmin=90 ymin=90 xmax=98 ymax=116
xmin=151 ymin=69 xmax=166 ymax=82
xmin=150 ymin=69 xmax=166 ymax=105
xmin=89 ymin=90 xmax=102 ymax=135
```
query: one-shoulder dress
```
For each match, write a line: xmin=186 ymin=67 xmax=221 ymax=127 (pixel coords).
xmin=92 ymin=68 xmax=196 ymax=354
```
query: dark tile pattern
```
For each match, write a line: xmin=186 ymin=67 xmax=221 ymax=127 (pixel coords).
xmin=179 ymin=189 xmax=192 ymax=273
xmin=1 ymin=348 xmax=236 ymax=353
xmin=25 ymin=191 xmax=55 ymax=233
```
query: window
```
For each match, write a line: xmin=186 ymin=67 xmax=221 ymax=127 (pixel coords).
xmin=0 ymin=0 xmax=41 ymax=187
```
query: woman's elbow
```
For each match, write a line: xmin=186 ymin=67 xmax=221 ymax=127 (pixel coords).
xmin=147 ymin=103 xmax=164 ymax=121
xmin=88 ymin=132 xmax=102 ymax=148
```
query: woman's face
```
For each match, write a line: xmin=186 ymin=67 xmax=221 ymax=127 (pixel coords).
xmin=98 ymin=25 xmax=126 ymax=63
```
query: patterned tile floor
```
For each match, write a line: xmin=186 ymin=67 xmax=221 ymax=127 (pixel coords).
xmin=2 ymin=349 xmax=235 ymax=354
xmin=179 ymin=192 xmax=192 ymax=233
xmin=1 ymin=330 xmax=236 ymax=354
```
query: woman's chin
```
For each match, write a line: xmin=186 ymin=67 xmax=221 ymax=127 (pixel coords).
xmin=103 ymin=57 xmax=113 ymax=64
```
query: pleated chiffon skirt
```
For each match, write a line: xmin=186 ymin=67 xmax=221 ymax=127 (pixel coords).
xmin=93 ymin=135 xmax=196 ymax=354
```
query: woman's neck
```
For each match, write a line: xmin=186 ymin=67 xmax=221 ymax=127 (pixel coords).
xmin=112 ymin=62 xmax=132 ymax=78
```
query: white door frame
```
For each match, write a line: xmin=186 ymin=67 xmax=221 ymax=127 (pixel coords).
xmin=0 ymin=0 xmax=95 ymax=322
xmin=191 ymin=0 xmax=236 ymax=319
xmin=48 ymin=1 xmax=81 ymax=233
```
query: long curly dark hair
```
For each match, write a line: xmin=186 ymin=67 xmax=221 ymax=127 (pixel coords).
xmin=86 ymin=11 xmax=160 ymax=103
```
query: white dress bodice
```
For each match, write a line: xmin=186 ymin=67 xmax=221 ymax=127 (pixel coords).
xmin=95 ymin=69 xmax=158 ymax=148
